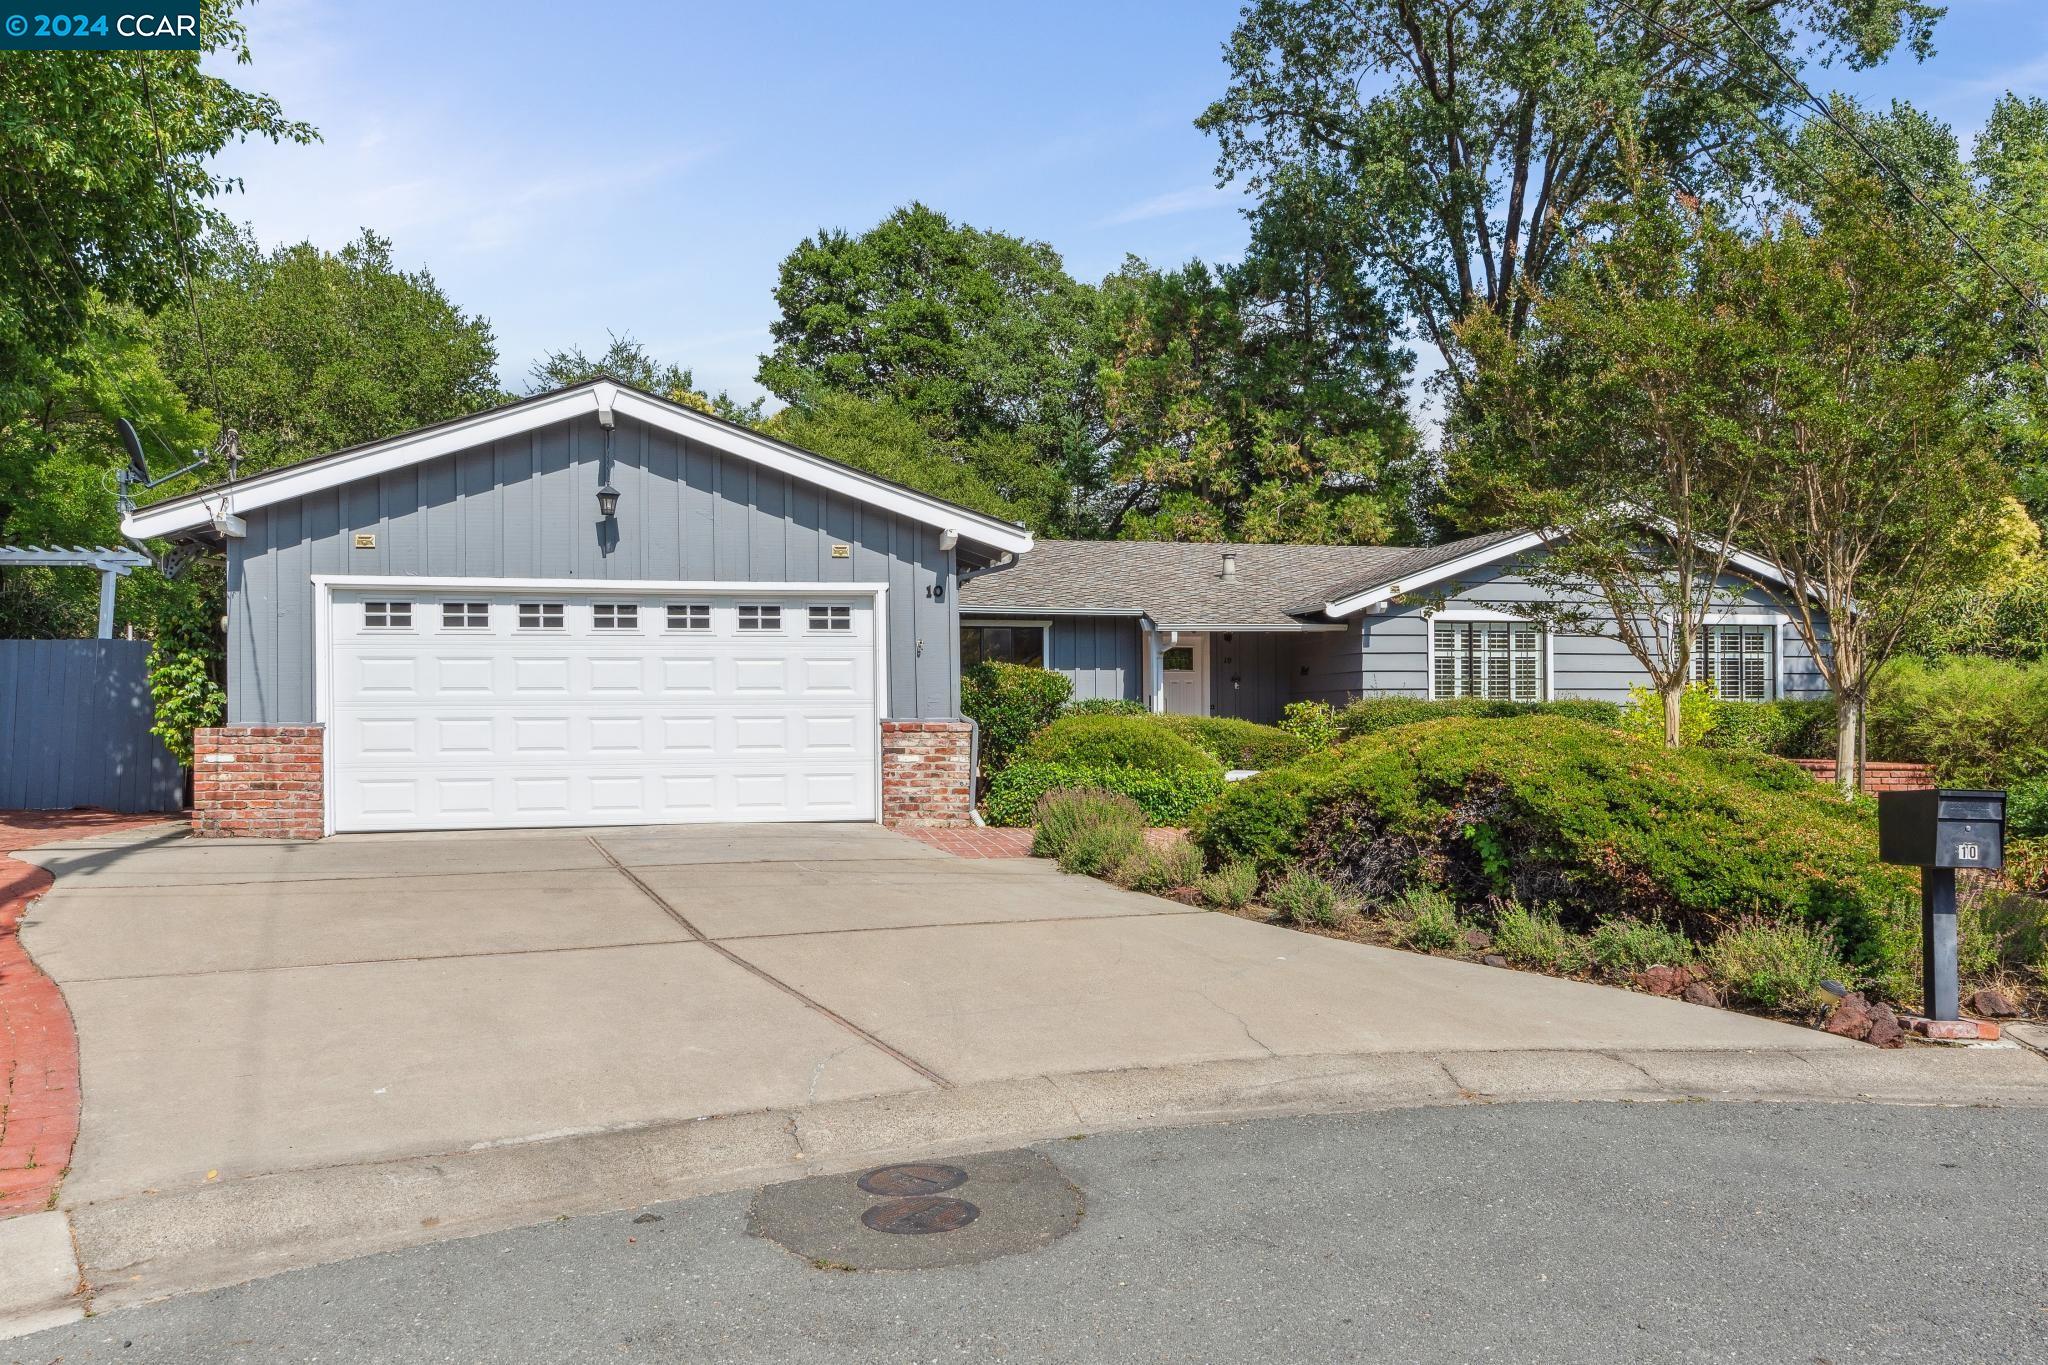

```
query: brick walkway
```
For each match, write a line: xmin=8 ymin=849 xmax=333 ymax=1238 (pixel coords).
xmin=0 ymin=809 xmax=182 ymax=1216
xmin=898 ymin=825 xmax=1188 ymax=859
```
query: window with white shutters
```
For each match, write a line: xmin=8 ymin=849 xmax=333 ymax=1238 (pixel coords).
xmin=1696 ymin=623 xmax=1773 ymax=701
xmin=1431 ymin=620 xmax=1544 ymax=702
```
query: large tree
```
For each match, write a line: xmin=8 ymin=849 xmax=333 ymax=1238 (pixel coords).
xmin=0 ymin=0 xmax=313 ymax=390
xmin=1092 ymin=195 xmax=1419 ymax=544
xmin=1198 ymin=0 xmax=1939 ymax=373
xmin=1453 ymin=164 xmax=1757 ymax=745
xmin=153 ymin=228 xmax=500 ymax=475
xmin=756 ymin=203 xmax=1096 ymax=529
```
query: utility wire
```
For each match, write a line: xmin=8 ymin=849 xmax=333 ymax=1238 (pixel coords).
xmin=140 ymin=58 xmax=225 ymax=419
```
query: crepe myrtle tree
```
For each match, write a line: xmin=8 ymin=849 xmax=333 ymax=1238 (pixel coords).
xmin=1452 ymin=165 xmax=1756 ymax=746
xmin=1731 ymin=179 xmax=2011 ymax=794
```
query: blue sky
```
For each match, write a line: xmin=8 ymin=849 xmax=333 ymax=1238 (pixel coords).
xmin=204 ymin=0 xmax=2048 ymax=413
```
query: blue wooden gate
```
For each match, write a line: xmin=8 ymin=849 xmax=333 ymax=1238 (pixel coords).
xmin=0 ymin=640 xmax=185 ymax=813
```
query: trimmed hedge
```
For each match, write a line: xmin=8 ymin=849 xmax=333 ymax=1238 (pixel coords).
xmin=1019 ymin=714 xmax=1221 ymax=775
xmin=1867 ymin=655 xmax=2048 ymax=788
xmin=1061 ymin=697 xmax=1149 ymax=717
xmin=1336 ymin=696 xmax=1621 ymax=738
xmin=984 ymin=761 xmax=1225 ymax=827
xmin=1156 ymin=715 xmax=1311 ymax=770
xmin=961 ymin=662 xmax=1071 ymax=770
xmin=1701 ymin=699 xmax=1835 ymax=758
xmin=1193 ymin=715 xmax=1918 ymax=995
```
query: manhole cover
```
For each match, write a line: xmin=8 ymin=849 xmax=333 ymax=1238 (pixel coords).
xmin=857 ymin=1163 xmax=969 ymax=1197
xmin=749 ymin=1147 xmax=1084 ymax=1271
xmin=860 ymin=1195 xmax=980 ymax=1235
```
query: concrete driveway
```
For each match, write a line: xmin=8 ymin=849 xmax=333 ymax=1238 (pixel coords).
xmin=19 ymin=823 xmax=1847 ymax=1211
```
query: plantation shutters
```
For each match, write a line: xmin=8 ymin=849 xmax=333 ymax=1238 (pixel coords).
xmin=1696 ymin=623 xmax=1773 ymax=701
xmin=1432 ymin=620 xmax=1544 ymax=702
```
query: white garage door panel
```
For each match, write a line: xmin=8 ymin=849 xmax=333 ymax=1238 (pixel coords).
xmin=328 ymin=588 xmax=880 ymax=832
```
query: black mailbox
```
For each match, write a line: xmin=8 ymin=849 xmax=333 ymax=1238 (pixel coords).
xmin=1877 ymin=789 xmax=2005 ymax=872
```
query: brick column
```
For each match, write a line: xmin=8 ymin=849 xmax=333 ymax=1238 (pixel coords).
xmin=879 ymin=720 xmax=974 ymax=828
xmin=191 ymin=725 xmax=326 ymax=839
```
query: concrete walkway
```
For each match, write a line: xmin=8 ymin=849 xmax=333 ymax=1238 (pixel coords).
xmin=9 ymin=821 xmax=2045 ymax=1319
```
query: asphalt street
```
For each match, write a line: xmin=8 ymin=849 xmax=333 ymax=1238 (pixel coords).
xmin=15 ymin=1100 xmax=2046 ymax=1364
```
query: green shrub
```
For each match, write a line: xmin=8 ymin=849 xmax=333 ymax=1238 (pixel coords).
xmin=1958 ymin=886 xmax=2048 ymax=980
xmin=2003 ymin=776 xmax=2048 ymax=840
xmin=1157 ymin=715 xmax=1310 ymax=770
xmin=1031 ymin=787 xmax=1145 ymax=860
xmin=1199 ymin=860 xmax=1259 ymax=910
xmin=1266 ymin=870 xmax=1348 ymax=927
xmin=985 ymin=761 xmax=1226 ymax=827
xmin=1059 ymin=821 xmax=1145 ymax=877
xmin=146 ymin=644 xmax=225 ymax=769
xmin=1193 ymin=716 xmax=1919 ymax=990
xmin=1393 ymin=887 xmax=1463 ymax=952
xmin=1279 ymin=700 xmax=1342 ymax=751
xmin=1335 ymin=695 xmax=1622 ymax=739
xmin=961 ymin=662 xmax=1072 ymax=771
xmin=1587 ymin=917 xmax=1697 ymax=974
xmin=1618 ymin=680 xmax=1719 ymax=747
xmin=1706 ymin=916 xmax=1847 ymax=1012
xmin=1020 ymin=714 xmax=1222 ymax=776
xmin=1703 ymin=699 xmax=1836 ymax=758
xmin=1061 ymin=697 xmax=1149 ymax=717
xmin=1867 ymin=655 xmax=2048 ymax=788
xmin=1492 ymin=901 xmax=1590 ymax=973
xmin=1113 ymin=839 xmax=1204 ymax=893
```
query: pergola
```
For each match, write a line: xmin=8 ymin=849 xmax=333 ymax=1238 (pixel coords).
xmin=0 ymin=545 xmax=153 ymax=638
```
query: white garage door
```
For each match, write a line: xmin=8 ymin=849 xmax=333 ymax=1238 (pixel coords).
xmin=326 ymin=586 xmax=880 ymax=832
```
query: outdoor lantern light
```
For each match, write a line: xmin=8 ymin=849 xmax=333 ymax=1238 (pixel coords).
xmin=596 ymin=483 xmax=620 ymax=519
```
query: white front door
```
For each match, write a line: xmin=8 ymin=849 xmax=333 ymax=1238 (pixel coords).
xmin=325 ymin=585 xmax=880 ymax=832
xmin=1160 ymin=634 xmax=1208 ymax=716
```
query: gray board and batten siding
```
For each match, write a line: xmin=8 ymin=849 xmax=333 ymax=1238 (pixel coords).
xmin=0 ymin=639 xmax=184 ymax=812
xmin=1004 ymin=543 xmax=1827 ymax=714
xmin=224 ymin=410 xmax=963 ymax=724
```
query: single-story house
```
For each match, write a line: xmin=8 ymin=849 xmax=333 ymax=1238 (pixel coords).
xmin=122 ymin=377 xmax=1827 ymax=839
xmin=958 ymin=535 xmax=1828 ymax=722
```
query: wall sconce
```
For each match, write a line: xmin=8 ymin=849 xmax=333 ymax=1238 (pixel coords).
xmin=596 ymin=483 xmax=620 ymax=519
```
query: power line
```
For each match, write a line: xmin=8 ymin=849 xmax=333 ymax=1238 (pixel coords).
xmin=140 ymin=58 xmax=224 ymax=415
xmin=1699 ymin=0 xmax=2048 ymax=321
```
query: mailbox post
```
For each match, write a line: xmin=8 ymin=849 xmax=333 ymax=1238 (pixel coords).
xmin=1876 ymin=789 xmax=2005 ymax=1022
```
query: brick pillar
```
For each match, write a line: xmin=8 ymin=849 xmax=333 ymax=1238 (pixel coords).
xmin=879 ymin=720 xmax=974 ymax=828
xmin=191 ymin=725 xmax=326 ymax=839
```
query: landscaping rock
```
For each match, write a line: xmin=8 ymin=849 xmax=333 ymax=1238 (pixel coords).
xmin=1967 ymin=987 xmax=2018 ymax=1018
xmin=1681 ymin=981 xmax=1721 ymax=1009
xmin=1460 ymin=928 xmax=1493 ymax=951
xmin=1638 ymin=965 xmax=1694 ymax=998
xmin=1865 ymin=1004 xmax=1904 ymax=1049
xmin=1823 ymin=993 xmax=1874 ymax=1039
xmin=1481 ymin=954 xmax=1508 ymax=969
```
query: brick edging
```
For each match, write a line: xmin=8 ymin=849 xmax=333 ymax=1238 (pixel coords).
xmin=0 ymin=812 xmax=181 ymax=1216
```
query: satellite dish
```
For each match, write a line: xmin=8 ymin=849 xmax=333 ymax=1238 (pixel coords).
xmin=116 ymin=418 xmax=151 ymax=482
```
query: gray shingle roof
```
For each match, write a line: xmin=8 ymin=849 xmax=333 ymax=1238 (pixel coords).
xmin=957 ymin=532 xmax=1535 ymax=627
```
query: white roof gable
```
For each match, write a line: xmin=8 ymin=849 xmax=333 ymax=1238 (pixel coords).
xmin=121 ymin=379 xmax=1036 ymax=554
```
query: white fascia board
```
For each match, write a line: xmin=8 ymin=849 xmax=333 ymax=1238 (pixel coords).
xmin=1323 ymin=531 xmax=1548 ymax=618
xmin=124 ymin=383 xmax=1035 ymax=555
xmin=1151 ymin=621 xmax=1350 ymax=633
xmin=311 ymin=575 xmax=893 ymax=595
xmin=959 ymin=605 xmax=1149 ymax=618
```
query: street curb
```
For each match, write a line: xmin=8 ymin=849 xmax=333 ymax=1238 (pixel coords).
xmin=53 ymin=1042 xmax=2048 ymax=1317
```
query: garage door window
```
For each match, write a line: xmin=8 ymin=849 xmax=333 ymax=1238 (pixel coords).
xmin=518 ymin=602 xmax=565 ymax=630
xmin=808 ymin=604 xmax=852 ymax=632
xmin=592 ymin=603 xmax=639 ymax=630
xmin=441 ymin=601 xmax=489 ymax=630
xmin=666 ymin=603 xmax=711 ymax=632
xmin=738 ymin=605 xmax=781 ymax=631
xmin=363 ymin=601 xmax=411 ymax=629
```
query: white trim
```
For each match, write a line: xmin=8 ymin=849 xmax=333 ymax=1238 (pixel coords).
xmin=959 ymin=606 xmax=1148 ymax=618
xmin=1151 ymin=621 xmax=1349 ymax=633
xmin=311 ymin=575 xmax=892 ymax=836
xmin=125 ymin=382 xmax=1034 ymax=555
xmin=1159 ymin=632 xmax=1210 ymax=716
xmin=1425 ymin=611 xmax=1548 ymax=704
xmin=960 ymin=617 xmax=1052 ymax=669
xmin=1324 ymin=531 xmax=1547 ymax=617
